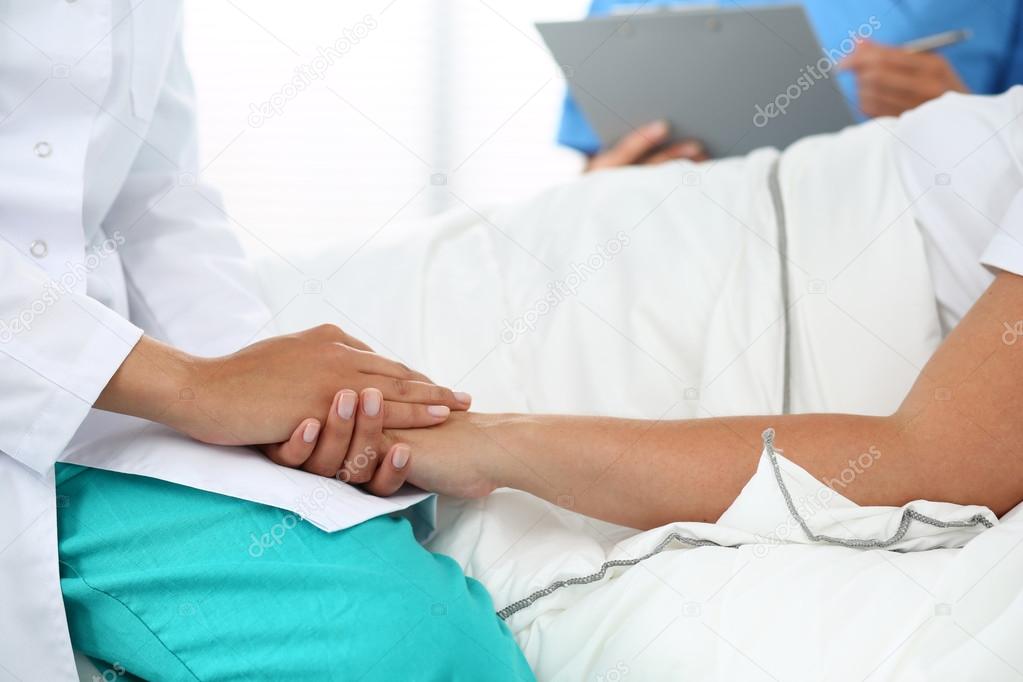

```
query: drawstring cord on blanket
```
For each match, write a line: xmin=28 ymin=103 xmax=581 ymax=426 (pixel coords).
xmin=762 ymin=428 xmax=993 ymax=550
xmin=496 ymin=160 xmax=795 ymax=621
xmin=767 ymin=158 xmax=792 ymax=415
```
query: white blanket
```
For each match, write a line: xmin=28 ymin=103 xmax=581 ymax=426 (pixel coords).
xmin=259 ymin=121 xmax=1023 ymax=681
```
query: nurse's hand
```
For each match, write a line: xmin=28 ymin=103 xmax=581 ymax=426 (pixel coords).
xmin=585 ymin=120 xmax=708 ymax=172
xmin=839 ymin=40 xmax=969 ymax=118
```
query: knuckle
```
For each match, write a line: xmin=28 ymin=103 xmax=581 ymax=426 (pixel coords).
xmin=431 ymin=385 xmax=450 ymax=403
xmin=622 ymin=130 xmax=645 ymax=146
xmin=277 ymin=448 xmax=309 ymax=468
xmin=391 ymin=377 xmax=410 ymax=397
xmin=863 ymin=54 xmax=883 ymax=70
xmin=349 ymin=470 xmax=373 ymax=484
xmin=358 ymin=408 xmax=384 ymax=433
xmin=334 ymin=416 xmax=356 ymax=438
xmin=380 ymin=400 xmax=401 ymax=423
xmin=314 ymin=323 xmax=342 ymax=338
xmin=342 ymin=456 xmax=374 ymax=483
xmin=303 ymin=461 xmax=335 ymax=478
xmin=859 ymin=71 xmax=881 ymax=88
xmin=340 ymin=437 xmax=385 ymax=484
xmin=360 ymin=438 xmax=383 ymax=461
xmin=355 ymin=419 xmax=378 ymax=439
xmin=327 ymin=344 xmax=352 ymax=368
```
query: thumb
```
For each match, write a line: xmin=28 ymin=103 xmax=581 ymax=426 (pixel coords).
xmin=591 ymin=120 xmax=670 ymax=170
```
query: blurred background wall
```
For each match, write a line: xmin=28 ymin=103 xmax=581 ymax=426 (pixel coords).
xmin=184 ymin=0 xmax=588 ymax=264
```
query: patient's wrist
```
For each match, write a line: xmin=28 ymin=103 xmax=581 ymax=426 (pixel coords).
xmin=462 ymin=412 xmax=543 ymax=491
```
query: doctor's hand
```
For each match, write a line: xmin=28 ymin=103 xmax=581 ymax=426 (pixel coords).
xmin=840 ymin=40 xmax=968 ymax=118
xmin=585 ymin=120 xmax=708 ymax=172
xmin=262 ymin=388 xmax=416 ymax=495
xmin=96 ymin=327 xmax=471 ymax=462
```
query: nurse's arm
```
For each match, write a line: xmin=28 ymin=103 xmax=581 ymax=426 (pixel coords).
xmin=400 ymin=272 xmax=1023 ymax=529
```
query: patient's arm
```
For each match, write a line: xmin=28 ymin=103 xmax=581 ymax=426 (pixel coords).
xmin=397 ymin=272 xmax=1023 ymax=529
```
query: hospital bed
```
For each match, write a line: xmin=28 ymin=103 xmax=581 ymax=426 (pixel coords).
xmin=244 ymin=198 xmax=1023 ymax=681
xmin=78 ymin=122 xmax=1023 ymax=679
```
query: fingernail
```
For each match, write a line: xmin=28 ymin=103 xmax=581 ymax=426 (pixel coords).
xmin=644 ymin=120 xmax=669 ymax=137
xmin=427 ymin=405 xmax=450 ymax=418
xmin=302 ymin=422 xmax=320 ymax=443
xmin=338 ymin=391 xmax=357 ymax=419
xmin=454 ymin=391 xmax=472 ymax=405
xmin=392 ymin=445 xmax=410 ymax=469
xmin=363 ymin=389 xmax=382 ymax=417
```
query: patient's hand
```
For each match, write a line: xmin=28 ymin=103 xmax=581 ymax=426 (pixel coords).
xmin=585 ymin=120 xmax=708 ymax=172
xmin=396 ymin=412 xmax=506 ymax=499
xmin=840 ymin=40 xmax=968 ymax=118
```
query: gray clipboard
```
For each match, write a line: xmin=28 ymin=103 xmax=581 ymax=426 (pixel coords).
xmin=537 ymin=5 xmax=855 ymax=157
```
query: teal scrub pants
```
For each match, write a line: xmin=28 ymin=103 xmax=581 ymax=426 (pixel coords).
xmin=56 ymin=464 xmax=535 ymax=681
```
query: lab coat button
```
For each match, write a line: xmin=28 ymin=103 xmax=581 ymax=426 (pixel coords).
xmin=30 ymin=240 xmax=48 ymax=258
xmin=34 ymin=141 xmax=52 ymax=158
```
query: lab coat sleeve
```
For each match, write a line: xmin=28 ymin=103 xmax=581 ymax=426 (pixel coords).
xmin=104 ymin=19 xmax=274 ymax=358
xmin=0 ymin=243 xmax=143 ymax=474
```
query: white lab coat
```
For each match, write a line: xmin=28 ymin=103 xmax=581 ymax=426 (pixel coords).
xmin=0 ymin=2 xmax=286 ymax=679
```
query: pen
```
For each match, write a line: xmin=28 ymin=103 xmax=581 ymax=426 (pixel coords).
xmin=902 ymin=29 xmax=973 ymax=54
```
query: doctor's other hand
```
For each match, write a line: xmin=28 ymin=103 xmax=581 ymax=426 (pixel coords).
xmin=277 ymin=388 xmax=498 ymax=499
xmin=95 ymin=327 xmax=471 ymax=457
xmin=263 ymin=388 xmax=415 ymax=496
xmin=584 ymin=120 xmax=708 ymax=172
xmin=840 ymin=40 xmax=968 ymax=118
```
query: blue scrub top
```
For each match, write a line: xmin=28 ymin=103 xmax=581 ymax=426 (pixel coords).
xmin=558 ymin=0 xmax=1023 ymax=154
